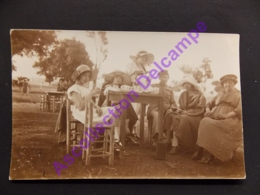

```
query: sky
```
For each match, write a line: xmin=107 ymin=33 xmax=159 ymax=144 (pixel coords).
xmin=12 ymin=30 xmax=240 ymax=95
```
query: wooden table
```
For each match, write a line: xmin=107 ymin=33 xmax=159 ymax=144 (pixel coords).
xmin=107 ymin=91 xmax=165 ymax=150
xmin=46 ymin=91 xmax=65 ymax=112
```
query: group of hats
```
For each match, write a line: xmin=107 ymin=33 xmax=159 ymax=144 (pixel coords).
xmin=71 ymin=50 xmax=238 ymax=89
xmin=71 ymin=64 xmax=132 ymax=85
xmin=71 ymin=51 xmax=155 ymax=84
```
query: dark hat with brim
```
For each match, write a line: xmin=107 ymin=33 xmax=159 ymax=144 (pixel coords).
xmin=220 ymin=74 xmax=238 ymax=85
xmin=105 ymin=70 xmax=131 ymax=85
xmin=71 ymin=64 xmax=92 ymax=82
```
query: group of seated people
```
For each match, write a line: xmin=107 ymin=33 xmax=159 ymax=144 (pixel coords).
xmin=66 ymin=64 xmax=243 ymax=163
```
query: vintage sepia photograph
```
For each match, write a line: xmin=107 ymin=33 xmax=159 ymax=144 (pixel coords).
xmin=10 ymin=28 xmax=245 ymax=179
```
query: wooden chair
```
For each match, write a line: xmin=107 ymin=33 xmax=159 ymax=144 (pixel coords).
xmin=49 ymin=95 xmax=64 ymax=113
xmin=40 ymin=95 xmax=49 ymax=112
xmin=66 ymin=97 xmax=115 ymax=165
xmin=82 ymin=100 xmax=115 ymax=165
xmin=66 ymin=99 xmax=84 ymax=155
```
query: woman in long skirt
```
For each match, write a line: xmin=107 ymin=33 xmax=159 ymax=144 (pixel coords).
xmin=164 ymin=76 xmax=206 ymax=154
xmin=192 ymin=74 xmax=243 ymax=163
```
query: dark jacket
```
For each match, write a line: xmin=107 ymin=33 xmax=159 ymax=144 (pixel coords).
xmin=147 ymin=83 xmax=177 ymax=118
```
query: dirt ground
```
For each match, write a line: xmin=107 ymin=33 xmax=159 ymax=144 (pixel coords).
xmin=10 ymin=90 xmax=246 ymax=179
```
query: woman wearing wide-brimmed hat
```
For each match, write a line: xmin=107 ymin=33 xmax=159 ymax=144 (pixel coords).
xmin=98 ymin=70 xmax=139 ymax=145
xmin=192 ymin=74 xmax=243 ymax=163
xmin=125 ymin=50 xmax=155 ymax=123
xmin=126 ymin=50 xmax=155 ymax=84
xmin=164 ymin=76 xmax=206 ymax=155
xmin=67 ymin=65 xmax=123 ymax=151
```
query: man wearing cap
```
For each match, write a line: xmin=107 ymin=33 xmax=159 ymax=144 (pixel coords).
xmin=147 ymin=70 xmax=177 ymax=143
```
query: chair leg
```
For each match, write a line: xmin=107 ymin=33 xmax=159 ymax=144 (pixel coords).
xmin=103 ymin=131 xmax=107 ymax=156
xmin=66 ymin=123 xmax=70 ymax=154
xmin=86 ymin=140 xmax=91 ymax=165
xmin=82 ymin=132 xmax=86 ymax=159
xmin=105 ymin=130 xmax=109 ymax=152
xmin=148 ymin=120 xmax=151 ymax=143
xmin=109 ymin=127 xmax=115 ymax=166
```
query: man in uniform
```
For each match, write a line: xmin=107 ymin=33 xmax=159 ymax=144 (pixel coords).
xmin=147 ymin=70 xmax=177 ymax=143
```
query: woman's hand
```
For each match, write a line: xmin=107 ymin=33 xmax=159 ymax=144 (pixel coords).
xmin=204 ymin=108 xmax=211 ymax=117
xmin=95 ymin=106 xmax=103 ymax=116
xmin=176 ymin=108 xmax=184 ymax=113
xmin=217 ymin=114 xmax=228 ymax=119
xmin=92 ymin=87 xmax=101 ymax=95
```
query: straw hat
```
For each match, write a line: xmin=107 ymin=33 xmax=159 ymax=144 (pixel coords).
xmin=130 ymin=51 xmax=155 ymax=65
xmin=105 ymin=70 xmax=131 ymax=85
xmin=220 ymin=74 xmax=238 ymax=85
xmin=178 ymin=76 xmax=202 ymax=91
xmin=71 ymin=65 xmax=92 ymax=82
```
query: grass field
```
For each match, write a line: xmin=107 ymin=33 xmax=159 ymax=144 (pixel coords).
xmin=10 ymin=87 xmax=246 ymax=179
xmin=12 ymin=85 xmax=57 ymax=103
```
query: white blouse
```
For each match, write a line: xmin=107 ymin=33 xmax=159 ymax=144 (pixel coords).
xmin=68 ymin=84 xmax=113 ymax=125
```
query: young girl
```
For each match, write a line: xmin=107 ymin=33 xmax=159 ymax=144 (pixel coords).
xmin=67 ymin=65 xmax=122 ymax=151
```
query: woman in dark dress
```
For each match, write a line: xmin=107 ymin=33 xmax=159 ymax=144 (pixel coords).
xmin=164 ymin=76 xmax=206 ymax=154
xmin=22 ymin=79 xmax=29 ymax=95
xmin=98 ymin=70 xmax=139 ymax=144
xmin=192 ymin=74 xmax=243 ymax=163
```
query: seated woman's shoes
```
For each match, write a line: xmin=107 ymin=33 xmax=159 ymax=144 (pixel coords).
xmin=130 ymin=136 xmax=138 ymax=144
xmin=114 ymin=141 xmax=123 ymax=152
xmin=191 ymin=150 xmax=203 ymax=160
xmin=168 ymin=147 xmax=179 ymax=155
xmin=126 ymin=135 xmax=138 ymax=144
xmin=198 ymin=156 xmax=213 ymax=164
xmin=198 ymin=150 xmax=213 ymax=163
xmin=133 ymin=134 xmax=140 ymax=141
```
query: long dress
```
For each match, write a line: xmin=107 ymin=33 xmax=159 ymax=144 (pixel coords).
xmin=197 ymin=89 xmax=243 ymax=161
xmin=164 ymin=90 xmax=206 ymax=150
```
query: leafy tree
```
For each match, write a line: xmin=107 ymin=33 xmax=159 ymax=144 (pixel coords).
xmin=10 ymin=30 xmax=57 ymax=73
xmin=33 ymin=38 xmax=94 ymax=84
xmin=86 ymin=31 xmax=108 ymax=82
xmin=45 ymin=72 xmax=54 ymax=86
xmin=180 ymin=58 xmax=213 ymax=92
xmin=10 ymin=30 xmax=57 ymax=57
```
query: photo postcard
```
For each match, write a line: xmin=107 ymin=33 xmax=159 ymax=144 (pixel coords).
xmin=10 ymin=24 xmax=246 ymax=179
